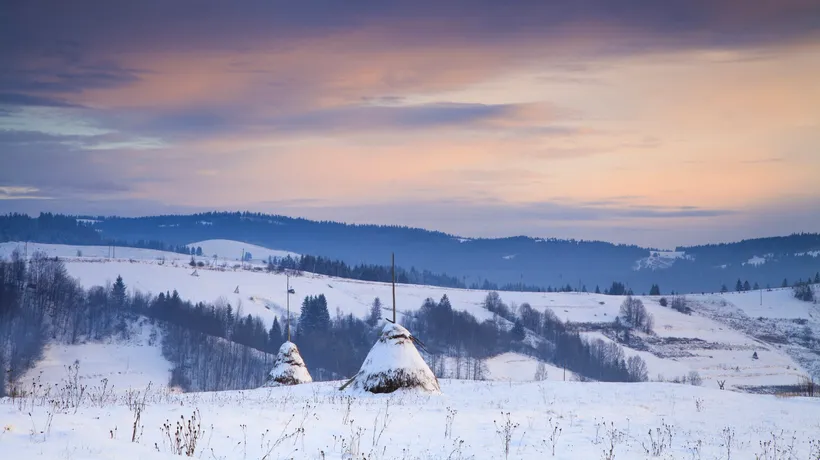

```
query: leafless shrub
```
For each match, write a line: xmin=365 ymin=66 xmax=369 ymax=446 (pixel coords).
xmin=754 ymin=430 xmax=796 ymax=460
xmin=601 ymin=422 xmax=625 ymax=460
xmin=694 ymin=398 xmax=704 ymax=412
xmin=686 ymin=440 xmax=702 ymax=460
xmin=688 ymin=371 xmax=703 ymax=386
xmin=260 ymin=414 xmax=303 ymax=460
xmin=445 ymin=406 xmax=457 ymax=439
xmin=641 ymin=420 xmax=673 ymax=457
xmin=88 ymin=378 xmax=116 ymax=408
xmin=543 ymin=417 xmax=562 ymax=456
xmin=721 ymin=427 xmax=736 ymax=460
xmin=494 ymin=412 xmax=519 ymax=460
xmin=158 ymin=409 xmax=203 ymax=457
xmin=799 ymin=375 xmax=816 ymax=397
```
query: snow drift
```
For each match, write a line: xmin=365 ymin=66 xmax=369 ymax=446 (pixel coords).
xmin=262 ymin=341 xmax=312 ymax=386
xmin=341 ymin=323 xmax=440 ymax=394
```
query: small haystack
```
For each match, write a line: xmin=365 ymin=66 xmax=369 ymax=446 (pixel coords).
xmin=341 ymin=323 xmax=440 ymax=394
xmin=262 ymin=341 xmax=313 ymax=387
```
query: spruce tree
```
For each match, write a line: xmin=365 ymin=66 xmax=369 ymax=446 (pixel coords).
xmin=743 ymin=280 xmax=751 ymax=291
xmin=111 ymin=275 xmax=127 ymax=308
xmin=269 ymin=317 xmax=283 ymax=348
xmin=367 ymin=297 xmax=383 ymax=326
xmin=782 ymin=278 xmax=789 ymax=288
xmin=736 ymin=279 xmax=743 ymax=292
xmin=815 ymin=272 xmax=820 ymax=284
xmin=721 ymin=284 xmax=728 ymax=293
xmin=649 ymin=284 xmax=661 ymax=296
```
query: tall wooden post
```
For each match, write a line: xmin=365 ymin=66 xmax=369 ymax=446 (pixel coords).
xmin=392 ymin=253 xmax=396 ymax=324
xmin=286 ymin=274 xmax=291 ymax=341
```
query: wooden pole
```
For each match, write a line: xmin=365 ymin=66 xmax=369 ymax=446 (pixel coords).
xmin=392 ymin=253 xmax=396 ymax=324
xmin=287 ymin=274 xmax=291 ymax=341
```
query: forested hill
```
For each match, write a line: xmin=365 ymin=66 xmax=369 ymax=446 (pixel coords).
xmin=1 ymin=212 xmax=818 ymax=294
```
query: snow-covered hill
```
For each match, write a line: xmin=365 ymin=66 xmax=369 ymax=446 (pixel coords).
xmin=187 ymin=239 xmax=299 ymax=262
xmin=21 ymin=320 xmax=172 ymax=394
xmin=2 ymin=242 xmax=818 ymax=391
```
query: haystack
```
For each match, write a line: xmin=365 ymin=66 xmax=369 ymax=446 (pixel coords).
xmin=341 ymin=323 xmax=440 ymax=394
xmin=262 ymin=341 xmax=312 ymax=387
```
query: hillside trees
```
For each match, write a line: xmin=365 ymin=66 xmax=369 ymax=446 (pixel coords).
xmin=366 ymin=297 xmax=383 ymax=326
xmin=618 ymin=296 xmax=654 ymax=333
xmin=793 ymin=282 xmax=815 ymax=302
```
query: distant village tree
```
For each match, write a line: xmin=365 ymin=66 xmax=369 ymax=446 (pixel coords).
xmin=649 ymin=284 xmax=661 ymax=296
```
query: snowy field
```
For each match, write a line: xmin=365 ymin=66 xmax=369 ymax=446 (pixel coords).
xmin=2 ymin=380 xmax=820 ymax=459
xmin=20 ymin=320 xmax=172 ymax=396
xmin=2 ymin=242 xmax=817 ymax=391
xmin=187 ymin=239 xmax=300 ymax=262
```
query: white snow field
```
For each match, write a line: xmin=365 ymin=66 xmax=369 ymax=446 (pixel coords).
xmin=19 ymin=320 xmax=173 ymax=395
xmin=2 ymin=380 xmax=820 ymax=459
xmin=187 ymin=239 xmax=300 ymax=262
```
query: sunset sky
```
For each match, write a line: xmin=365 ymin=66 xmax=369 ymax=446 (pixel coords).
xmin=1 ymin=1 xmax=819 ymax=248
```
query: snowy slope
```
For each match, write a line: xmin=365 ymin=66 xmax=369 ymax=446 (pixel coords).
xmin=19 ymin=321 xmax=172 ymax=394
xmin=3 ymin=380 xmax=820 ymax=460
xmin=0 ymin=241 xmax=196 ymax=263
xmin=187 ymin=239 xmax=299 ymax=261
xmin=484 ymin=352 xmax=573 ymax=382
xmin=1 ymin=242 xmax=815 ymax=390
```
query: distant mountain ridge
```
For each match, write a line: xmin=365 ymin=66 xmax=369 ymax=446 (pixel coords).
xmin=1 ymin=212 xmax=818 ymax=294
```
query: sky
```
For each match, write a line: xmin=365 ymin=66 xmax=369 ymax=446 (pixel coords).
xmin=1 ymin=0 xmax=819 ymax=248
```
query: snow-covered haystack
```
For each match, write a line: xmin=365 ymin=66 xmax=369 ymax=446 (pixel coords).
xmin=341 ymin=323 xmax=440 ymax=394
xmin=262 ymin=341 xmax=312 ymax=387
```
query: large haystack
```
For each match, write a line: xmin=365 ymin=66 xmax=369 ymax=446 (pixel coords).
xmin=262 ymin=341 xmax=313 ymax=387
xmin=341 ymin=323 xmax=440 ymax=394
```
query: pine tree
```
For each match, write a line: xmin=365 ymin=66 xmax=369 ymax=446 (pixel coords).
xmin=112 ymin=275 xmax=126 ymax=308
xmin=269 ymin=317 xmax=283 ymax=349
xmin=595 ymin=285 xmax=601 ymax=294
xmin=782 ymin=278 xmax=789 ymax=288
xmin=367 ymin=297 xmax=383 ymax=326
xmin=736 ymin=279 xmax=743 ymax=292
xmin=815 ymin=272 xmax=820 ymax=284
xmin=743 ymin=280 xmax=751 ymax=291
xmin=649 ymin=284 xmax=661 ymax=296
xmin=189 ymin=256 xmax=196 ymax=267
xmin=753 ymin=282 xmax=760 ymax=290
xmin=720 ymin=284 xmax=728 ymax=293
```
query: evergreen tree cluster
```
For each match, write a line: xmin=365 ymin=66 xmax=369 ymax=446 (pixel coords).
xmin=277 ymin=254 xmax=467 ymax=289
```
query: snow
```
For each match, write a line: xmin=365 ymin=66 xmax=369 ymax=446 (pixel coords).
xmin=634 ymin=250 xmax=692 ymax=271
xmin=343 ymin=323 xmax=440 ymax=393
xmin=19 ymin=321 xmax=171 ymax=394
xmin=3 ymin=380 xmax=820 ymax=459
xmin=692 ymin=288 xmax=819 ymax=321
xmin=187 ymin=239 xmax=299 ymax=261
xmin=0 ymin=241 xmax=196 ymax=263
xmin=746 ymin=255 xmax=767 ymax=266
xmin=1 ymin=242 xmax=814 ymax=390
xmin=484 ymin=353 xmax=572 ymax=382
